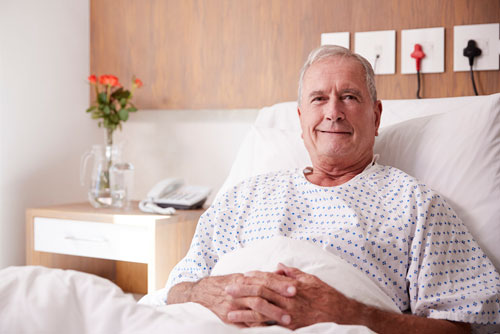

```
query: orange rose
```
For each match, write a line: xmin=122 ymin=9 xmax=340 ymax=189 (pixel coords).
xmin=99 ymin=74 xmax=119 ymax=86
xmin=134 ymin=78 xmax=143 ymax=88
xmin=99 ymin=75 xmax=110 ymax=85
xmin=109 ymin=75 xmax=119 ymax=87
xmin=88 ymin=75 xmax=97 ymax=84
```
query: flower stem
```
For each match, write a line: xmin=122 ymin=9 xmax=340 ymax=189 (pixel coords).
xmin=106 ymin=84 xmax=110 ymax=103
xmin=105 ymin=127 xmax=113 ymax=146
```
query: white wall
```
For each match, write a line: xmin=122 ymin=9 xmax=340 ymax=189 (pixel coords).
xmin=0 ymin=0 xmax=263 ymax=268
xmin=115 ymin=109 xmax=258 ymax=205
xmin=0 ymin=0 xmax=99 ymax=267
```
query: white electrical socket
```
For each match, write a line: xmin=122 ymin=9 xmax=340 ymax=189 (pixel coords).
xmin=321 ymin=32 xmax=350 ymax=48
xmin=354 ymin=30 xmax=396 ymax=75
xmin=454 ymin=23 xmax=500 ymax=72
xmin=401 ymin=27 xmax=445 ymax=74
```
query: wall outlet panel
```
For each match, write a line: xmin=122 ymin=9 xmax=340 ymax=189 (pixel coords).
xmin=401 ymin=27 xmax=445 ymax=74
xmin=321 ymin=32 xmax=350 ymax=49
xmin=354 ymin=30 xmax=396 ymax=75
xmin=454 ymin=23 xmax=500 ymax=72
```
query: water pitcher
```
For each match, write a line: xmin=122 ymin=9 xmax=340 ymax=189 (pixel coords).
xmin=80 ymin=145 xmax=121 ymax=208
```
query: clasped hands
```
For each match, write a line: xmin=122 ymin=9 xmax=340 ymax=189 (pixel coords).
xmin=192 ymin=263 xmax=357 ymax=329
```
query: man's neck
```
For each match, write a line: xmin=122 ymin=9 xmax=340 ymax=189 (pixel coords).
xmin=305 ymin=154 xmax=374 ymax=187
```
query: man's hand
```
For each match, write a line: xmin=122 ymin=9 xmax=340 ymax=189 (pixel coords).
xmin=167 ymin=273 xmax=296 ymax=327
xmin=225 ymin=263 xmax=472 ymax=334
xmin=225 ymin=263 xmax=358 ymax=329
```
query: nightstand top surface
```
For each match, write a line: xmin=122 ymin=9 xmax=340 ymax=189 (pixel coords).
xmin=27 ymin=201 xmax=205 ymax=218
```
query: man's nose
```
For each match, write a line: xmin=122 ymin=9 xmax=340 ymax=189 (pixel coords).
xmin=324 ymin=100 xmax=345 ymax=122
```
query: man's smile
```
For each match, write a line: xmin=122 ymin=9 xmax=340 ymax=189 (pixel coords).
xmin=316 ymin=129 xmax=352 ymax=135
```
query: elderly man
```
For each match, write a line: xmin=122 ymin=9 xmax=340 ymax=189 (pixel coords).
xmin=165 ymin=46 xmax=499 ymax=333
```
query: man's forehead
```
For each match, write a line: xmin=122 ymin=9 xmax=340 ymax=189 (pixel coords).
xmin=302 ymin=57 xmax=367 ymax=92
xmin=306 ymin=56 xmax=364 ymax=76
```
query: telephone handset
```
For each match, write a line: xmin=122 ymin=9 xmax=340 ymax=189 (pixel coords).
xmin=139 ymin=178 xmax=211 ymax=214
xmin=147 ymin=178 xmax=184 ymax=200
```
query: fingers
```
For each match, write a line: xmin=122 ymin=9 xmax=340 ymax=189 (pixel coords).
xmin=225 ymin=282 xmax=293 ymax=304
xmin=193 ymin=273 xmax=294 ymax=327
xmin=227 ymin=309 xmax=290 ymax=326
xmin=227 ymin=296 xmax=292 ymax=326
xmin=277 ymin=263 xmax=312 ymax=283
xmin=276 ymin=263 xmax=302 ymax=277
xmin=242 ymin=270 xmax=297 ymax=297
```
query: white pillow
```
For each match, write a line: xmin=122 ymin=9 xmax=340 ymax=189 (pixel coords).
xmin=215 ymin=102 xmax=305 ymax=198
xmin=215 ymin=126 xmax=309 ymax=199
xmin=217 ymin=94 xmax=500 ymax=270
xmin=378 ymin=95 xmax=495 ymax=128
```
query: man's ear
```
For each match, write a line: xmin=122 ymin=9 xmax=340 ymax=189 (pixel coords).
xmin=374 ymin=100 xmax=382 ymax=136
xmin=297 ymin=106 xmax=304 ymax=139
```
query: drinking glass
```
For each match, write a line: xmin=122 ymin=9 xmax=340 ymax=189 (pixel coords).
xmin=110 ymin=162 xmax=135 ymax=209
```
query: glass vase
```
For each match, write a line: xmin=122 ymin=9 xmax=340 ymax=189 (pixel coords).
xmin=81 ymin=128 xmax=121 ymax=208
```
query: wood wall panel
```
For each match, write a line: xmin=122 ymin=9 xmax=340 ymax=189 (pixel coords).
xmin=90 ymin=0 xmax=500 ymax=109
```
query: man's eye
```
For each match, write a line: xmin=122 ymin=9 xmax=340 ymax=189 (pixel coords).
xmin=312 ymin=96 xmax=326 ymax=102
xmin=343 ymin=95 xmax=358 ymax=101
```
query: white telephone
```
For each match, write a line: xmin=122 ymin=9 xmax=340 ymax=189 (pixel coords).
xmin=139 ymin=178 xmax=211 ymax=214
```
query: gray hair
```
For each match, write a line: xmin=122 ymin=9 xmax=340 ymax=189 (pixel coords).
xmin=298 ymin=45 xmax=377 ymax=105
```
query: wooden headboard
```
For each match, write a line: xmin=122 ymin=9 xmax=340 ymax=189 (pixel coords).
xmin=90 ymin=0 xmax=499 ymax=109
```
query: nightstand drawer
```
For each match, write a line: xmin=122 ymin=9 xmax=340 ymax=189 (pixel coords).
xmin=34 ymin=217 xmax=149 ymax=263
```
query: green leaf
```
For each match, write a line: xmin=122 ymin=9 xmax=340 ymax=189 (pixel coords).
xmin=112 ymin=89 xmax=131 ymax=101
xmin=103 ymin=105 xmax=110 ymax=115
xmin=118 ymin=109 xmax=129 ymax=121
xmin=98 ymin=121 xmax=102 ymax=128
xmin=110 ymin=113 xmax=119 ymax=124
xmin=127 ymin=106 xmax=138 ymax=112
xmin=86 ymin=106 xmax=97 ymax=113
xmin=98 ymin=92 xmax=107 ymax=104
xmin=111 ymin=87 xmax=124 ymax=99
xmin=122 ymin=91 xmax=131 ymax=99
xmin=120 ymin=98 xmax=127 ymax=108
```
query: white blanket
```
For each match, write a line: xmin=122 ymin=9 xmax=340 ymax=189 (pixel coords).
xmin=0 ymin=238 xmax=400 ymax=333
xmin=210 ymin=237 xmax=401 ymax=314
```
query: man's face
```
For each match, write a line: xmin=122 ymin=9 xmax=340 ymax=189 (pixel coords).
xmin=298 ymin=56 xmax=382 ymax=167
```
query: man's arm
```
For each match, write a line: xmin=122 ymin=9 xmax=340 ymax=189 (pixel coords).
xmin=225 ymin=264 xmax=471 ymax=333
xmin=352 ymin=301 xmax=470 ymax=334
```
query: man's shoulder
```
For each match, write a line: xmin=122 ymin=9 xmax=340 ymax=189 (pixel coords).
xmin=250 ymin=168 xmax=300 ymax=180
xmin=223 ymin=168 xmax=301 ymax=194
xmin=367 ymin=163 xmax=419 ymax=182
xmin=366 ymin=163 xmax=436 ymax=194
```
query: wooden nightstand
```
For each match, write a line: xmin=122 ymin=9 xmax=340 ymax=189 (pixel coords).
xmin=26 ymin=202 xmax=204 ymax=294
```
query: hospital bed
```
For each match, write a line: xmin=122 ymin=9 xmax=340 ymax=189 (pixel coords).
xmin=1 ymin=93 xmax=499 ymax=333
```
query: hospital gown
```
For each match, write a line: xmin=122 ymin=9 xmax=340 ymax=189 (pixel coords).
xmin=166 ymin=163 xmax=500 ymax=326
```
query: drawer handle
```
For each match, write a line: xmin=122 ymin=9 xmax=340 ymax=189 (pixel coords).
xmin=64 ymin=236 xmax=109 ymax=243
